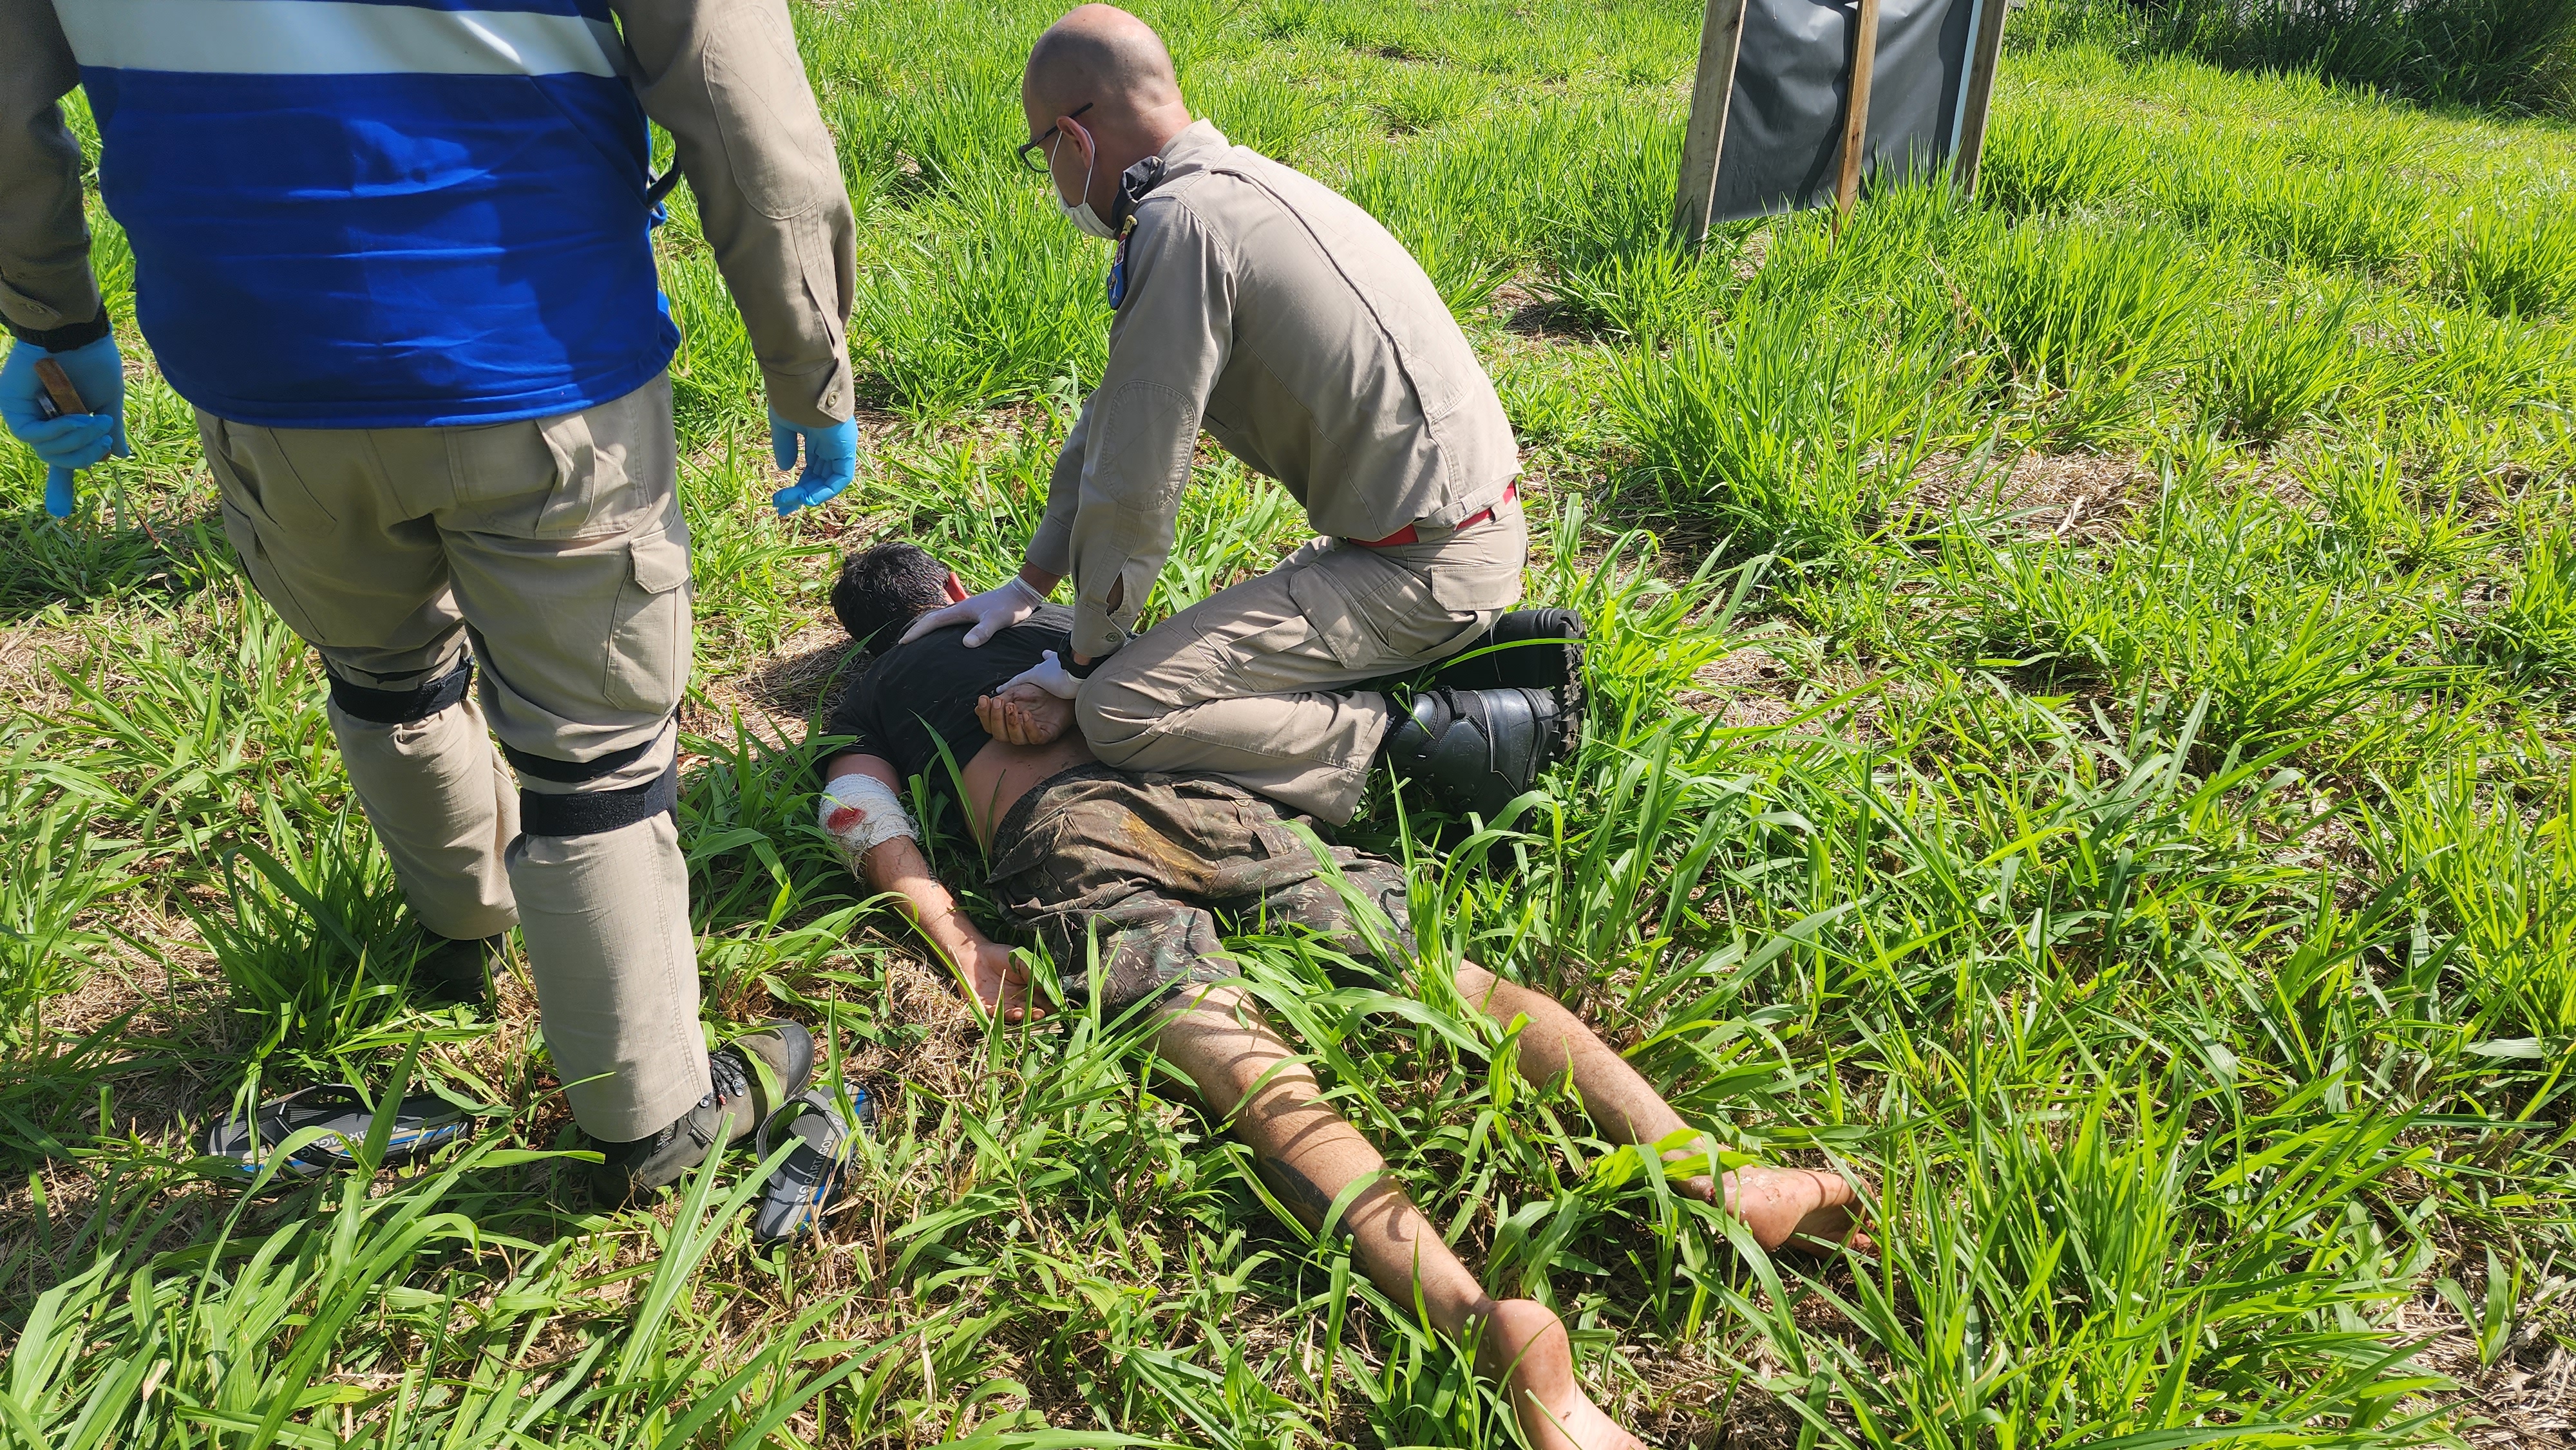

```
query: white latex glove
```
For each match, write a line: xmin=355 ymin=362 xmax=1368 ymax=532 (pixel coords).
xmin=898 ymin=576 xmax=1045 ymax=646
xmin=998 ymin=650 xmax=1079 ymax=699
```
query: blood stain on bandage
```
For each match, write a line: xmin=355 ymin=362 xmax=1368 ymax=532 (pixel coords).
xmin=826 ymin=804 xmax=867 ymax=831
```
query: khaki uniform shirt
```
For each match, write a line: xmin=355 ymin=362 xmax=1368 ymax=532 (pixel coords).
xmin=0 ymin=0 xmax=857 ymax=428
xmin=1027 ymin=120 xmax=1520 ymax=660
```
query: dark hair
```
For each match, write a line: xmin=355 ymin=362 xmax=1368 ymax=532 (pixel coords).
xmin=831 ymin=542 xmax=950 ymax=652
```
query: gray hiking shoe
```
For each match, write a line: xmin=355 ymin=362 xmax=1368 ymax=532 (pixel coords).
xmin=585 ymin=1021 xmax=815 ymax=1207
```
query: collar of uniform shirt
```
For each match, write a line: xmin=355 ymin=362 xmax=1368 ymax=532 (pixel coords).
xmin=1150 ymin=117 xmax=1229 ymax=176
xmin=1104 ymin=122 xmax=1211 ymax=305
xmin=1112 ymin=155 xmax=1170 ymax=231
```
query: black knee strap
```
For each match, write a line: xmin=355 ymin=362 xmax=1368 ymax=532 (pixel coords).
xmin=501 ymin=732 xmax=661 ymax=785
xmin=328 ymin=659 xmax=474 ymax=726
xmin=518 ymin=760 xmax=678 ymax=838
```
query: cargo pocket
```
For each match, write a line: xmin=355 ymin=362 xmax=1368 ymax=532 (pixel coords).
xmin=1290 ymin=557 xmax=1484 ymax=671
xmin=1422 ymin=507 xmax=1528 ymax=614
xmin=1285 ymin=567 xmax=1385 ymax=671
xmin=1249 ymin=816 xmax=1314 ymax=862
xmin=604 ymin=522 xmax=694 ymax=715
xmin=1207 ymin=608 xmax=1316 ymax=663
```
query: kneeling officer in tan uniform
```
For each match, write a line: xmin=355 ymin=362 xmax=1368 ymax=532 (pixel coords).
xmin=904 ymin=4 xmax=1573 ymax=825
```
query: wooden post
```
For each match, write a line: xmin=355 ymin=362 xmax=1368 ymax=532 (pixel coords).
xmin=1671 ymin=0 xmax=1751 ymax=245
xmin=1950 ymin=0 xmax=2012 ymax=196
xmin=1833 ymin=0 xmax=1884 ymax=232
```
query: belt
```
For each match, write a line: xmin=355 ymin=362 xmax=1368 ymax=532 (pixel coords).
xmin=1347 ymin=484 xmax=1516 ymax=549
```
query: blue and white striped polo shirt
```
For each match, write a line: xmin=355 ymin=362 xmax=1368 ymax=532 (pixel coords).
xmin=57 ymin=0 xmax=679 ymax=429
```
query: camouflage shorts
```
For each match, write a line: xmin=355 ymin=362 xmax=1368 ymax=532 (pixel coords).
xmin=985 ymin=765 xmax=1414 ymax=1019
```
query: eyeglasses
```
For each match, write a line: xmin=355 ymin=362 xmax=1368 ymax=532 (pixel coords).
xmin=1016 ymin=102 xmax=1094 ymax=174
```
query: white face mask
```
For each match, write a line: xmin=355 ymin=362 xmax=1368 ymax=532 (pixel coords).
xmin=1052 ymin=131 xmax=1120 ymax=240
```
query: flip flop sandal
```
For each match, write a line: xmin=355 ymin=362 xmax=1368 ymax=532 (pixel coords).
xmin=753 ymin=1085 xmax=872 ymax=1245
xmin=200 ymin=1083 xmax=471 ymax=1182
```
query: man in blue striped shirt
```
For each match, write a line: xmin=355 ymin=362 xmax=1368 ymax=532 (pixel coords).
xmin=1 ymin=0 xmax=859 ymax=1200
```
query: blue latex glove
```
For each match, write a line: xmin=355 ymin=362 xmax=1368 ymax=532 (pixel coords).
xmin=0 ymin=335 xmax=128 ymax=519
xmin=767 ymin=408 xmax=857 ymax=515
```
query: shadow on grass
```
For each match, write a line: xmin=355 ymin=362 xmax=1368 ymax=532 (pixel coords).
xmin=0 ymin=991 xmax=237 ymax=1174
xmin=0 ymin=507 xmax=228 ymax=624
xmin=721 ymin=634 xmax=867 ymax=724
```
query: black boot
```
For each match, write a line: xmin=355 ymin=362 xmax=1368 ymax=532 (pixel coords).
xmin=587 ymin=1021 xmax=817 ymax=1206
xmin=412 ymin=930 xmax=507 ymax=1006
xmin=1433 ymin=609 xmax=1586 ymax=756
xmin=1379 ymin=687 xmax=1565 ymax=820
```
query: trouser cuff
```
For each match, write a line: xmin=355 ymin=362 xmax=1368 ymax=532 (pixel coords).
xmin=574 ymin=1069 xmax=712 ymax=1144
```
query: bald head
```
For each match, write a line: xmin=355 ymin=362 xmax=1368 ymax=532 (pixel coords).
xmin=1023 ymin=5 xmax=1183 ymax=126
xmin=1023 ymin=5 xmax=1193 ymax=220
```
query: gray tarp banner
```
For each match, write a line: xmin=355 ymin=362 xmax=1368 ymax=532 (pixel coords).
xmin=1710 ymin=0 xmax=1980 ymax=223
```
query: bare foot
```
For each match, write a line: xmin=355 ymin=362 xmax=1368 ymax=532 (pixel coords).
xmin=1472 ymin=1299 xmax=1647 ymax=1450
xmin=975 ymin=683 xmax=1073 ymax=746
xmin=1655 ymin=1135 xmax=1866 ymax=1252
xmin=1680 ymin=1158 xmax=1866 ymax=1253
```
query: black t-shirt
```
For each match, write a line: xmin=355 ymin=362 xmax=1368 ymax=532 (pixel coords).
xmin=818 ymin=605 xmax=1075 ymax=821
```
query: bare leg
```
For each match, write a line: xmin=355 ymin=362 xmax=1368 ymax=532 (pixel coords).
xmin=1454 ymin=963 xmax=1862 ymax=1252
xmin=1152 ymin=988 xmax=1646 ymax=1450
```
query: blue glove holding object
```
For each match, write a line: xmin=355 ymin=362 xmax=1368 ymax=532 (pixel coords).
xmin=768 ymin=407 xmax=857 ymax=515
xmin=0 ymin=335 xmax=128 ymax=520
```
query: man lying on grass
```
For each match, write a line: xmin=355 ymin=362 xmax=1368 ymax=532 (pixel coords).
xmin=817 ymin=542 xmax=1862 ymax=1450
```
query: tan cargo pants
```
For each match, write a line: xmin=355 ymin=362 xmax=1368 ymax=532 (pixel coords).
xmin=1074 ymin=498 xmax=1528 ymax=823
xmin=202 ymin=375 xmax=710 ymax=1140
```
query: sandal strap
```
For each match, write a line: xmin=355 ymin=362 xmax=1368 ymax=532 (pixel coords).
xmin=236 ymin=1084 xmax=450 ymax=1161
xmin=755 ymin=1087 xmax=858 ymax=1167
xmin=752 ymin=1095 xmax=808 ymax=1165
xmin=238 ymin=1082 xmax=369 ymax=1150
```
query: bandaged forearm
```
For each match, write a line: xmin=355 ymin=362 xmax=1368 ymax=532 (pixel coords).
xmin=819 ymin=773 xmax=916 ymax=873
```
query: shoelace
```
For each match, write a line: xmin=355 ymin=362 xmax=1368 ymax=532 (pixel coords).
xmin=608 ymin=1048 xmax=759 ymax=1166
xmin=707 ymin=1046 xmax=755 ymax=1121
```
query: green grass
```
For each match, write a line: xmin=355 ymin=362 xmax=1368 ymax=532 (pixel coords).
xmin=2438 ymin=204 xmax=2576 ymax=320
xmin=2020 ymin=0 xmax=2576 ymax=117
xmin=2201 ymin=283 xmax=2372 ymax=442
xmin=1973 ymin=93 xmax=2137 ymax=219
xmin=1966 ymin=214 xmax=2211 ymax=443
xmin=5 ymin=0 xmax=2575 ymax=1445
xmin=1608 ymin=298 xmax=1938 ymax=556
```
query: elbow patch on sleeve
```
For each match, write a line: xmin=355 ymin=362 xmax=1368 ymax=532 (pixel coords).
xmin=1090 ymin=381 xmax=1200 ymax=511
xmin=704 ymin=1 xmax=832 ymax=220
